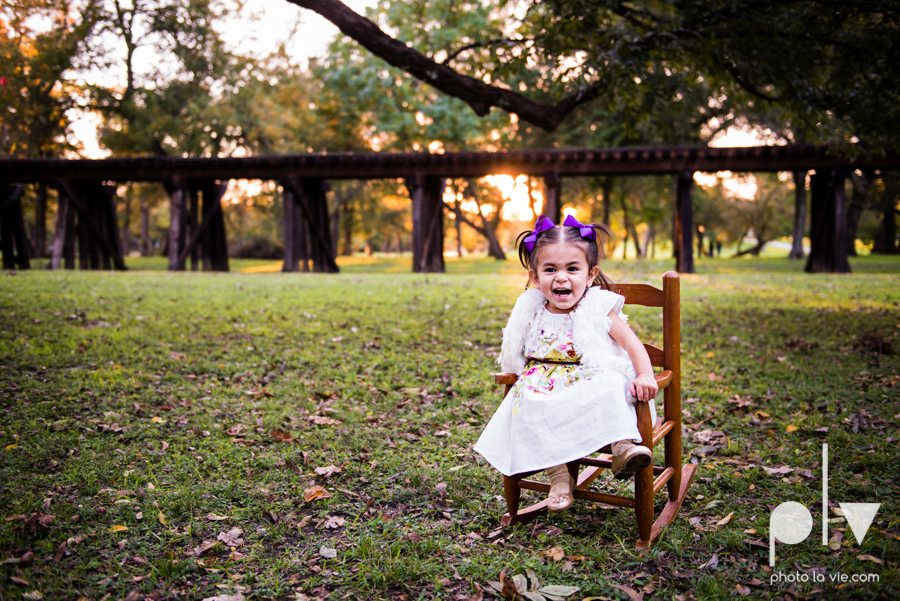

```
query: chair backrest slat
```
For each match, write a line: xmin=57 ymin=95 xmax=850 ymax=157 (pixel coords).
xmin=644 ymin=343 xmax=664 ymax=367
xmin=615 ymin=283 xmax=665 ymax=308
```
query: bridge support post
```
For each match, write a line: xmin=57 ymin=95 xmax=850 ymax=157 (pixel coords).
xmin=50 ymin=180 xmax=126 ymax=270
xmin=282 ymin=178 xmax=338 ymax=273
xmin=0 ymin=185 xmax=30 ymax=270
xmin=674 ymin=170 xmax=695 ymax=274
xmin=408 ymin=174 xmax=445 ymax=273
xmin=543 ymin=171 xmax=562 ymax=224
xmin=805 ymin=168 xmax=851 ymax=273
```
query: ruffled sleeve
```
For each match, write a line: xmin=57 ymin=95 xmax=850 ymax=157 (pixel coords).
xmin=591 ymin=289 xmax=628 ymax=333
xmin=570 ymin=287 xmax=635 ymax=378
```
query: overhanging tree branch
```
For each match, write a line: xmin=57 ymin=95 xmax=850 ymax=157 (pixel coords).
xmin=285 ymin=0 xmax=605 ymax=131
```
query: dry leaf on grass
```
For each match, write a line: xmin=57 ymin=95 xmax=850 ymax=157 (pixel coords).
xmin=217 ymin=527 xmax=244 ymax=547
xmin=700 ymin=554 xmax=719 ymax=569
xmin=858 ymin=554 xmax=884 ymax=565
xmin=314 ymin=465 xmax=343 ymax=478
xmin=319 ymin=545 xmax=337 ymax=559
xmin=191 ymin=540 xmax=218 ymax=556
xmin=270 ymin=429 xmax=294 ymax=443
xmin=610 ymin=584 xmax=644 ymax=601
xmin=303 ymin=486 xmax=332 ymax=502
xmin=541 ymin=546 xmax=565 ymax=562
xmin=321 ymin=516 xmax=345 ymax=529
xmin=485 ymin=569 xmax=579 ymax=601
xmin=206 ymin=513 xmax=230 ymax=521
xmin=761 ymin=465 xmax=794 ymax=476
xmin=308 ymin=415 xmax=342 ymax=426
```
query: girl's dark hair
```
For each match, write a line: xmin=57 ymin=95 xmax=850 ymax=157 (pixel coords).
xmin=516 ymin=219 xmax=616 ymax=290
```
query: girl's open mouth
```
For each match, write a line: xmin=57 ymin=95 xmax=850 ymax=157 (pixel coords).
xmin=553 ymin=288 xmax=572 ymax=298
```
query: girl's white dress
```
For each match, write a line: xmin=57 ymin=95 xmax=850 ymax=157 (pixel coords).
xmin=474 ymin=297 xmax=655 ymax=476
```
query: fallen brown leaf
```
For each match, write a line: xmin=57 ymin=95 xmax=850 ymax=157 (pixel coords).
xmin=303 ymin=486 xmax=332 ymax=502
xmin=217 ymin=528 xmax=244 ymax=547
xmin=611 ymin=583 xmax=644 ymax=601
xmin=314 ymin=465 xmax=343 ymax=478
xmin=308 ymin=415 xmax=342 ymax=426
xmin=270 ymin=428 xmax=294 ymax=443
xmin=541 ymin=546 xmax=565 ymax=562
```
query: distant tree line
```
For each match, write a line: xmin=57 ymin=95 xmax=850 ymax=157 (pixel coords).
xmin=1 ymin=0 xmax=897 ymax=261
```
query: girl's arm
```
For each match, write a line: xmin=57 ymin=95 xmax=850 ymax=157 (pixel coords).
xmin=608 ymin=310 xmax=659 ymax=402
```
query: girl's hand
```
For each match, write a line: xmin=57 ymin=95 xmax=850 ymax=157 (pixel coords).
xmin=629 ymin=373 xmax=659 ymax=402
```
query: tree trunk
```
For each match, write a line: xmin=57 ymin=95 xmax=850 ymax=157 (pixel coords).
xmin=454 ymin=186 xmax=463 ymax=258
xmin=140 ymin=195 xmax=150 ymax=256
xmin=168 ymin=186 xmax=184 ymax=271
xmin=33 ymin=182 xmax=47 ymax=258
xmin=121 ymin=193 xmax=132 ymax=259
xmin=846 ymin=170 xmax=872 ymax=256
xmin=464 ymin=178 xmax=505 ymax=259
xmin=621 ymin=193 xmax=630 ymax=260
xmin=602 ymin=177 xmax=612 ymax=225
xmin=629 ymin=221 xmax=645 ymax=258
xmin=342 ymin=199 xmax=353 ymax=255
xmin=788 ymin=171 xmax=807 ymax=259
xmin=641 ymin=223 xmax=653 ymax=258
xmin=872 ymin=174 xmax=899 ymax=254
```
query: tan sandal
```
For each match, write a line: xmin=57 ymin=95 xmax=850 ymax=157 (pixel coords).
xmin=546 ymin=464 xmax=575 ymax=512
xmin=611 ymin=440 xmax=652 ymax=479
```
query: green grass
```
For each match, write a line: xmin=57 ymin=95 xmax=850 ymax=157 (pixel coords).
xmin=1 ymin=257 xmax=899 ymax=600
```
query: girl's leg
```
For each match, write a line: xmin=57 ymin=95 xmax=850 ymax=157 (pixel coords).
xmin=546 ymin=464 xmax=575 ymax=512
xmin=611 ymin=440 xmax=652 ymax=479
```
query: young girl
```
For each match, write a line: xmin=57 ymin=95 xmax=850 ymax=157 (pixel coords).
xmin=473 ymin=214 xmax=658 ymax=512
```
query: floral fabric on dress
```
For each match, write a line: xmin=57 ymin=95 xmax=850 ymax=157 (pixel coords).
xmin=474 ymin=304 xmax=656 ymax=477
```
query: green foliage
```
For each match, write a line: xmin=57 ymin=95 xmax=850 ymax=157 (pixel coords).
xmin=0 ymin=0 xmax=103 ymax=157
xmin=486 ymin=0 xmax=900 ymax=149
xmin=312 ymin=0 xmax=510 ymax=153
xmin=91 ymin=0 xmax=254 ymax=157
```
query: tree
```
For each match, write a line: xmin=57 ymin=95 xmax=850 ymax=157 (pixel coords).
xmin=288 ymin=0 xmax=900 ymax=151
xmin=1 ymin=0 xmax=103 ymax=255
xmin=92 ymin=0 xmax=253 ymax=157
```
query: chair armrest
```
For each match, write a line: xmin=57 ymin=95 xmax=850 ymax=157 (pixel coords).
xmin=635 ymin=371 xmax=674 ymax=403
xmin=493 ymin=372 xmax=518 ymax=386
xmin=655 ymin=370 xmax=673 ymax=389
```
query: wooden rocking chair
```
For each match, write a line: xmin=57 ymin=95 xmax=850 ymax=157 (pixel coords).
xmin=492 ymin=271 xmax=696 ymax=549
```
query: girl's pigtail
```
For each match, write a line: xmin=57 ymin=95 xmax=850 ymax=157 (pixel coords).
xmin=515 ymin=229 xmax=534 ymax=271
xmin=587 ymin=223 xmax=616 ymax=291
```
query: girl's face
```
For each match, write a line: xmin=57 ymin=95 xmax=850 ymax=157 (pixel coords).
xmin=528 ymin=242 xmax=599 ymax=314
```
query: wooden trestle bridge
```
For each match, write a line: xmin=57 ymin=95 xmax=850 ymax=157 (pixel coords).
xmin=1 ymin=144 xmax=896 ymax=274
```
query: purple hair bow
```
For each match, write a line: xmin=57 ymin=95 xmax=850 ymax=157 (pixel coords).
xmin=523 ymin=214 xmax=556 ymax=252
xmin=563 ymin=214 xmax=596 ymax=240
xmin=524 ymin=214 xmax=596 ymax=252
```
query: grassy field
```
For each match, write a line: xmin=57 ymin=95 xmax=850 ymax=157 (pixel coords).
xmin=1 ymin=256 xmax=898 ymax=601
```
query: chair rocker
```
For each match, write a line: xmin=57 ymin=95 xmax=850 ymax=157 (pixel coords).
xmin=492 ymin=271 xmax=696 ymax=549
